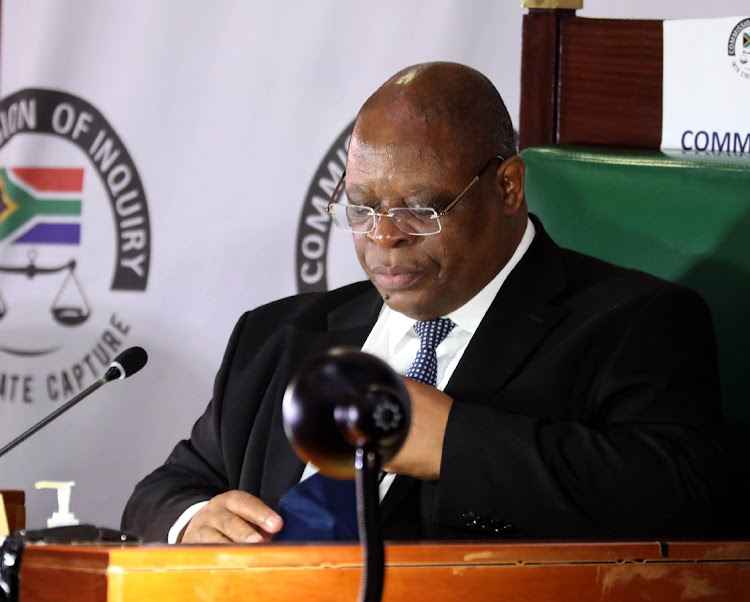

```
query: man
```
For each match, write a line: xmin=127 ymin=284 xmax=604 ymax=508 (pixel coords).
xmin=122 ymin=62 xmax=729 ymax=543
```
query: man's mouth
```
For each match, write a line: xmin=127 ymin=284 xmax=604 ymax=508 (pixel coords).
xmin=369 ymin=266 xmax=421 ymax=290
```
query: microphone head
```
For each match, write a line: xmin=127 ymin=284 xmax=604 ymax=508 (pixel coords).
xmin=282 ymin=348 xmax=411 ymax=479
xmin=105 ymin=346 xmax=148 ymax=381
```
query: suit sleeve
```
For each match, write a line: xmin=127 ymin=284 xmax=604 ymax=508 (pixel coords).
xmin=120 ymin=312 xmax=251 ymax=541
xmin=436 ymin=286 xmax=730 ymax=538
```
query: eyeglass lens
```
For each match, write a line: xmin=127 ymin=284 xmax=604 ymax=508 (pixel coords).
xmin=333 ymin=205 xmax=439 ymax=235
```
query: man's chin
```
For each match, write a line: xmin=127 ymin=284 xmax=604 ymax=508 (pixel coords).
xmin=378 ymin=288 xmax=442 ymax=320
xmin=379 ymin=288 xmax=416 ymax=315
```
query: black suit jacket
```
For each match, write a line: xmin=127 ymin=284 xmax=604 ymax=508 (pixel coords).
xmin=122 ymin=218 xmax=729 ymax=541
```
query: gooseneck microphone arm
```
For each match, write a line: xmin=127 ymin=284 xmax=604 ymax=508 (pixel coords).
xmin=0 ymin=375 xmax=107 ymax=459
xmin=283 ymin=348 xmax=412 ymax=602
xmin=355 ymin=445 xmax=384 ymax=602
xmin=0 ymin=346 xmax=147 ymax=460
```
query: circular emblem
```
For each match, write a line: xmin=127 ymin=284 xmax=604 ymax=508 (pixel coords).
xmin=295 ymin=121 xmax=354 ymax=293
xmin=0 ymin=88 xmax=151 ymax=403
xmin=728 ymin=18 xmax=750 ymax=78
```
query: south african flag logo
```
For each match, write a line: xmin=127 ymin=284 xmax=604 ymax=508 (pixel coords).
xmin=0 ymin=167 xmax=84 ymax=245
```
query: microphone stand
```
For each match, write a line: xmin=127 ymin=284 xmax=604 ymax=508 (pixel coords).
xmin=0 ymin=352 xmax=136 ymax=460
xmin=354 ymin=444 xmax=384 ymax=602
xmin=0 ymin=376 xmax=108 ymax=459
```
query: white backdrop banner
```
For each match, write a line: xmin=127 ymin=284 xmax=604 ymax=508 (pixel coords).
xmin=662 ymin=16 xmax=750 ymax=151
xmin=4 ymin=0 xmax=748 ymax=533
xmin=0 ymin=0 xmax=524 ymax=530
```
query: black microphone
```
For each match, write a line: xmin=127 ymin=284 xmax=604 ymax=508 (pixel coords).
xmin=282 ymin=347 xmax=411 ymax=479
xmin=283 ymin=348 xmax=411 ymax=602
xmin=0 ymin=346 xmax=148 ymax=459
xmin=102 ymin=346 xmax=148 ymax=382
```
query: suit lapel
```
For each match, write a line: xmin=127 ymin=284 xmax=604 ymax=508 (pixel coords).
xmin=259 ymin=285 xmax=384 ymax=509
xmin=446 ymin=219 xmax=569 ymax=399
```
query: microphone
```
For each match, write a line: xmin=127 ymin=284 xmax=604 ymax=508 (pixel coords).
xmin=282 ymin=347 xmax=411 ymax=479
xmin=102 ymin=346 xmax=148 ymax=382
xmin=0 ymin=346 xmax=148 ymax=459
xmin=283 ymin=348 xmax=411 ymax=602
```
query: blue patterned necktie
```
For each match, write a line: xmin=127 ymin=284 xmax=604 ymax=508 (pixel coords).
xmin=275 ymin=318 xmax=456 ymax=542
xmin=404 ymin=318 xmax=456 ymax=386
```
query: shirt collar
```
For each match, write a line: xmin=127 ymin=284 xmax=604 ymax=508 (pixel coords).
xmin=384 ymin=216 xmax=536 ymax=352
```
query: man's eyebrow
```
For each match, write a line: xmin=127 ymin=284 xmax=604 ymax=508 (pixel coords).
xmin=343 ymin=182 xmax=371 ymax=197
xmin=405 ymin=186 xmax=446 ymax=199
xmin=345 ymin=181 xmax=447 ymax=199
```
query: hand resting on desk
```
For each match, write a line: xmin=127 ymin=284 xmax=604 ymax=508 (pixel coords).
xmin=180 ymin=490 xmax=283 ymax=544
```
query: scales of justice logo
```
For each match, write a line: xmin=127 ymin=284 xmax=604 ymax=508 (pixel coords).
xmin=0 ymin=88 xmax=151 ymax=404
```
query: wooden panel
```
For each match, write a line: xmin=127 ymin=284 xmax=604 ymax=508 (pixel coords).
xmin=0 ymin=489 xmax=26 ymax=532
xmin=523 ymin=0 xmax=583 ymax=8
xmin=519 ymin=11 xmax=563 ymax=150
xmin=556 ymin=17 xmax=663 ymax=148
xmin=519 ymin=12 xmax=665 ymax=149
xmin=18 ymin=541 xmax=750 ymax=602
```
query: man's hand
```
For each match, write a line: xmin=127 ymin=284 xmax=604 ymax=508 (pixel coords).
xmin=383 ymin=377 xmax=453 ymax=481
xmin=180 ymin=490 xmax=283 ymax=544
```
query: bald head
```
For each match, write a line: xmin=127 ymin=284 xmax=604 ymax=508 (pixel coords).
xmin=355 ymin=62 xmax=516 ymax=167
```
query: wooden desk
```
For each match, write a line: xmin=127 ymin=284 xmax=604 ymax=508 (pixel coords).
xmin=18 ymin=540 xmax=750 ymax=601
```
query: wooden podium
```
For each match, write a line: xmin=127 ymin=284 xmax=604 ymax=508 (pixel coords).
xmin=17 ymin=540 xmax=750 ymax=601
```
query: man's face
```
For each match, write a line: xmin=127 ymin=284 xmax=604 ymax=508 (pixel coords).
xmin=345 ymin=112 xmax=520 ymax=320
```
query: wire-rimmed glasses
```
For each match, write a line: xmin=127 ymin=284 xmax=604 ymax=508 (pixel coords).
xmin=326 ymin=155 xmax=504 ymax=236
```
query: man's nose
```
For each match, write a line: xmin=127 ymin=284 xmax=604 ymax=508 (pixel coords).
xmin=367 ymin=214 xmax=415 ymax=246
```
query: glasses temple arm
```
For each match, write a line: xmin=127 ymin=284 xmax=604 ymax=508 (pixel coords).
xmin=326 ymin=170 xmax=347 ymax=213
xmin=436 ymin=154 xmax=504 ymax=217
xmin=437 ymin=176 xmax=480 ymax=217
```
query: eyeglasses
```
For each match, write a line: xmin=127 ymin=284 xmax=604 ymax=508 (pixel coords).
xmin=326 ymin=155 xmax=504 ymax=236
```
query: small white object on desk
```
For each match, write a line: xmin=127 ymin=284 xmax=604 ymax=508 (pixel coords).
xmin=0 ymin=492 xmax=9 ymax=540
xmin=34 ymin=481 xmax=80 ymax=528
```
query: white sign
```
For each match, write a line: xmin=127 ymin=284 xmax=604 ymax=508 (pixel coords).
xmin=662 ymin=16 xmax=750 ymax=152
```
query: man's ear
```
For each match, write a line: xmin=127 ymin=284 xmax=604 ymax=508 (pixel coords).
xmin=496 ymin=155 xmax=526 ymax=216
